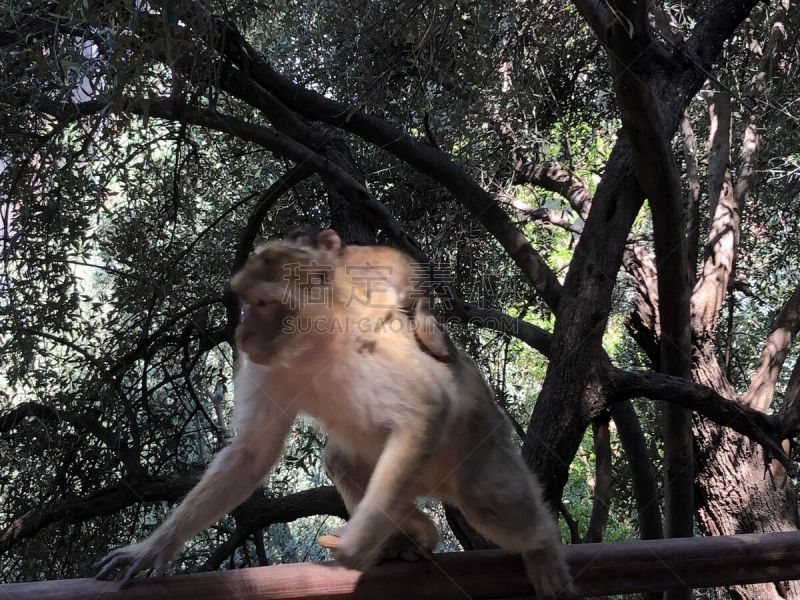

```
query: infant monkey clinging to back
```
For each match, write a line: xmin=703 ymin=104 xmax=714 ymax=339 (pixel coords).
xmin=285 ymin=225 xmax=455 ymax=363
xmin=96 ymin=228 xmax=573 ymax=598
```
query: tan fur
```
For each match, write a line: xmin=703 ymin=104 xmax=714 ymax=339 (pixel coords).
xmin=96 ymin=231 xmax=573 ymax=598
xmin=286 ymin=228 xmax=455 ymax=362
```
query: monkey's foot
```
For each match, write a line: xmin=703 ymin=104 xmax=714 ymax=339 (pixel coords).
xmin=321 ymin=525 xmax=434 ymax=570
xmin=522 ymin=547 xmax=576 ymax=599
xmin=379 ymin=530 xmax=434 ymax=562
xmin=319 ymin=531 xmax=428 ymax=563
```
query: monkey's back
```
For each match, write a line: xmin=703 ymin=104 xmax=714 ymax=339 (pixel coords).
xmin=268 ymin=311 xmax=513 ymax=498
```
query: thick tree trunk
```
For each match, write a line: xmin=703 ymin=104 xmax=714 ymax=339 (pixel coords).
xmin=324 ymin=137 xmax=376 ymax=246
xmin=522 ymin=137 xmax=643 ymax=505
xmin=693 ymin=346 xmax=800 ymax=600
xmin=523 ymin=0 xmax=761 ymax=505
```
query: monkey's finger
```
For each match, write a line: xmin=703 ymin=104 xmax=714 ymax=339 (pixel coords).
xmin=318 ymin=534 xmax=340 ymax=549
xmin=94 ymin=549 xmax=123 ymax=570
xmin=119 ymin=558 xmax=147 ymax=590
xmin=95 ymin=554 xmax=131 ymax=580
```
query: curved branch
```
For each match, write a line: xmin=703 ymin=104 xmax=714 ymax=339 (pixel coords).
xmin=0 ymin=477 xmax=192 ymax=553
xmin=446 ymin=305 xmax=552 ymax=357
xmin=511 ymin=162 xmax=593 ymax=219
xmin=0 ymin=402 xmax=132 ymax=467
xmin=780 ymin=355 xmax=800 ymax=438
xmin=0 ymin=476 xmax=343 ymax=556
xmin=36 ymin=97 xmax=424 ymax=258
xmin=496 ymin=195 xmax=584 ymax=236
xmin=210 ymin=23 xmax=563 ymax=312
xmin=224 ymin=164 xmax=315 ymax=331
xmin=233 ymin=165 xmax=314 ymax=272
xmin=203 ymin=487 xmax=347 ymax=570
xmin=608 ymin=368 xmax=788 ymax=468
xmin=38 ymin=97 xmax=554 ymax=360
xmin=744 ymin=283 xmax=800 ymax=411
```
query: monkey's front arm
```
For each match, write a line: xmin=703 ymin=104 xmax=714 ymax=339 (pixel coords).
xmin=96 ymin=385 xmax=295 ymax=588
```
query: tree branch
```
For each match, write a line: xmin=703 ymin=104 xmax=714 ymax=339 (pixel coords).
xmin=752 ymin=0 xmax=791 ymax=92
xmin=691 ymin=88 xmax=745 ymax=336
xmin=608 ymin=368 xmax=789 ymax=469
xmin=609 ymin=402 xmax=664 ymax=541
xmin=39 ymin=100 xmax=558 ymax=360
xmin=779 ymin=355 xmax=800 ymax=438
xmin=447 ymin=304 xmax=552 ymax=357
xmin=0 ymin=476 xmax=191 ymax=553
xmin=585 ymin=415 xmax=612 ymax=543
xmin=0 ymin=402 xmax=135 ymax=472
xmin=745 ymin=284 xmax=800 ymax=411
xmin=603 ymin=0 xmax=694 ymax=543
xmin=520 ymin=0 xmax=760 ymax=507
xmin=0 ymin=476 xmax=344 ymax=556
xmin=510 ymin=162 xmax=593 ymax=219
xmin=680 ymin=114 xmax=701 ymax=276
xmin=207 ymin=21 xmax=564 ymax=312
xmin=224 ymin=164 xmax=315 ymax=330
xmin=559 ymin=502 xmax=583 ymax=545
xmin=571 ymin=0 xmax=613 ymax=46
xmin=36 ymin=97 xmax=425 ymax=256
xmin=687 ymin=0 xmax=765 ymax=68
xmin=203 ymin=487 xmax=347 ymax=570
xmin=691 ymin=0 xmax=786 ymax=337
xmin=109 ymin=296 xmax=222 ymax=376
xmin=496 ymin=194 xmax=584 ymax=236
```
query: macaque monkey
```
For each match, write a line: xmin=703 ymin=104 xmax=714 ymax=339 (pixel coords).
xmin=285 ymin=226 xmax=454 ymax=362
xmin=96 ymin=230 xmax=573 ymax=597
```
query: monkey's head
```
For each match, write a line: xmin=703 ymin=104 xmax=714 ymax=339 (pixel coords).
xmin=284 ymin=224 xmax=325 ymax=247
xmin=231 ymin=229 xmax=344 ymax=365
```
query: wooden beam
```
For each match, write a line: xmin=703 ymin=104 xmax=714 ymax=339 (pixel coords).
xmin=4 ymin=532 xmax=800 ymax=598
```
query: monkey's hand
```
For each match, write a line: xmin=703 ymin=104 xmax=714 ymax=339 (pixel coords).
xmin=95 ymin=537 xmax=177 ymax=589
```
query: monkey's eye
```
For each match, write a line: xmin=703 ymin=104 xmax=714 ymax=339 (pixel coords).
xmin=255 ymin=299 xmax=267 ymax=307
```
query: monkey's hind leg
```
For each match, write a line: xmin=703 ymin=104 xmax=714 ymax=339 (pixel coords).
xmin=322 ymin=443 xmax=438 ymax=562
xmin=454 ymin=448 xmax=574 ymax=598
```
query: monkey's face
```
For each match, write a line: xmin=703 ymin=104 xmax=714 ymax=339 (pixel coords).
xmin=231 ymin=241 xmax=336 ymax=365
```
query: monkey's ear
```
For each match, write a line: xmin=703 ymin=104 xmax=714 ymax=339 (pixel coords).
xmin=317 ymin=229 xmax=342 ymax=254
xmin=254 ymin=239 xmax=270 ymax=254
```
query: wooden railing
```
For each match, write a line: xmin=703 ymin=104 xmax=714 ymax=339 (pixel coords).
xmin=3 ymin=532 xmax=800 ymax=598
